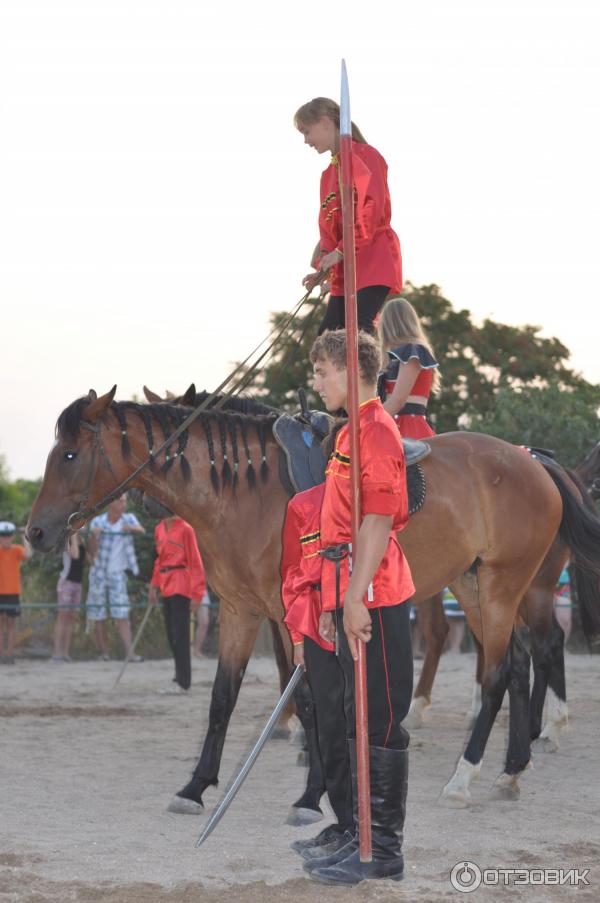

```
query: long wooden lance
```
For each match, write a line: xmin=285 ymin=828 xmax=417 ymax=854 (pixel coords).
xmin=340 ymin=59 xmax=372 ymax=863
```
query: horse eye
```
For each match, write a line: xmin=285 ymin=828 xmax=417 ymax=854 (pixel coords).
xmin=64 ymin=451 xmax=77 ymax=462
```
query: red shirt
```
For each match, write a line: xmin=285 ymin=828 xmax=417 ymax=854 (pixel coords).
xmin=319 ymin=142 xmax=402 ymax=296
xmin=281 ymin=484 xmax=334 ymax=651
xmin=320 ymin=398 xmax=415 ymax=610
xmin=151 ymin=518 xmax=206 ymax=602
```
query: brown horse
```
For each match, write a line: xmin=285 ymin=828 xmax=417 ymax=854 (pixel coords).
xmin=27 ymin=389 xmax=600 ymax=813
xmin=406 ymin=447 xmax=600 ymax=755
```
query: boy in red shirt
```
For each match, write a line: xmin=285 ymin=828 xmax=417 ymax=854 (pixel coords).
xmin=281 ymin=485 xmax=354 ymax=858
xmin=0 ymin=521 xmax=32 ymax=664
xmin=300 ymin=329 xmax=414 ymax=886
xmin=149 ymin=516 xmax=206 ymax=694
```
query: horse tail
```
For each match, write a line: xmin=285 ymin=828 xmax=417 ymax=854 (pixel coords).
xmin=572 ymin=565 xmax=600 ymax=642
xmin=540 ymin=459 xmax=600 ymax=638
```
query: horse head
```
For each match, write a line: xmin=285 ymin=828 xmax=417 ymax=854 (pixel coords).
xmin=27 ymin=386 xmax=118 ymax=552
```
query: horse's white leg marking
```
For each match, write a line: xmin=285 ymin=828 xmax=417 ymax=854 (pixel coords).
xmin=490 ymin=761 xmax=533 ymax=801
xmin=441 ymin=756 xmax=482 ymax=807
xmin=464 ymin=681 xmax=482 ymax=728
xmin=536 ymin=687 xmax=568 ymax=752
xmin=403 ymin=695 xmax=431 ymax=730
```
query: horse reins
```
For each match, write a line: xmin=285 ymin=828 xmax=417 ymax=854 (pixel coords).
xmin=67 ymin=279 xmax=327 ymax=530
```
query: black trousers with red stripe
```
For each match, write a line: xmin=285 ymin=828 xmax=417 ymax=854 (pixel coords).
xmin=303 ymin=600 xmax=413 ymax=827
xmin=337 ymin=601 xmax=413 ymax=750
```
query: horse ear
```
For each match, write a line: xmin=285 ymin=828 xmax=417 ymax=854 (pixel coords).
xmin=181 ymin=383 xmax=196 ymax=405
xmin=82 ymin=386 xmax=117 ymax=423
xmin=143 ymin=385 xmax=163 ymax=403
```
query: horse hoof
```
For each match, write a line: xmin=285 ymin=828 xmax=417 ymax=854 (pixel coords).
xmin=271 ymin=725 xmax=291 ymax=741
xmin=289 ymin=723 xmax=307 ymax=748
xmin=167 ymin=796 xmax=204 ymax=815
xmin=403 ymin=697 xmax=429 ymax=730
xmin=439 ymin=789 xmax=471 ymax=808
xmin=285 ymin=807 xmax=323 ymax=827
xmin=490 ymin=777 xmax=521 ymax=801
xmin=296 ymin=750 xmax=309 ymax=767
xmin=532 ymin=736 xmax=559 ymax=754
xmin=402 ymin=710 xmax=425 ymax=730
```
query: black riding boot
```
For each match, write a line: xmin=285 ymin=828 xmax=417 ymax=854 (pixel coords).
xmin=307 ymin=741 xmax=408 ymax=885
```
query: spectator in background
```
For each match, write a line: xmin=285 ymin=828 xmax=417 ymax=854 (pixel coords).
xmin=0 ymin=521 xmax=32 ymax=664
xmin=52 ymin=532 xmax=87 ymax=662
xmin=554 ymin=565 xmax=572 ymax=645
xmin=86 ymin=495 xmax=145 ymax=661
xmin=442 ymin=586 xmax=466 ymax=654
xmin=192 ymin=590 xmax=211 ymax=659
xmin=149 ymin=515 xmax=206 ymax=694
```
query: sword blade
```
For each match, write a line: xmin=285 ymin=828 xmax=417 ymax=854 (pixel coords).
xmin=195 ymin=664 xmax=305 ymax=848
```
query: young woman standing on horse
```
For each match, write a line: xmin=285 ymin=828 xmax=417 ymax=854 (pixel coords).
xmin=377 ymin=296 xmax=440 ymax=438
xmin=295 ymin=97 xmax=402 ymax=335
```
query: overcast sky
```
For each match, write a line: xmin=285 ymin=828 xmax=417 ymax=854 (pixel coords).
xmin=1 ymin=0 xmax=599 ymax=480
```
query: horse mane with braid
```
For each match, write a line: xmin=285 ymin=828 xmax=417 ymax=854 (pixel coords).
xmin=55 ymin=396 xmax=280 ymax=493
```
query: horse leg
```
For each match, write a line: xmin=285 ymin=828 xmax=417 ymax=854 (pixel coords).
xmin=490 ymin=627 xmax=532 ymax=800
xmin=403 ymin=592 xmax=447 ymax=729
xmin=441 ymin=567 xmax=527 ymax=807
xmin=168 ymin=603 xmax=261 ymax=814
xmin=464 ymin=638 xmax=483 ymax=729
xmin=286 ymin=674 xmax=327 ymax=826
xmin=268 ymin=618 xmax=297 ymax=741
xmin=534 ymin=615 xmax=568 ymax=752
xmin=520 ymin=547 xmax=569 ymax=752
xmin=268 ymin=623 xmax=327 ymax=826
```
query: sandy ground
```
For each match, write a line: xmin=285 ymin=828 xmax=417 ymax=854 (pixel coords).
xmin=1 ymin=652 xmax=599 ymax=903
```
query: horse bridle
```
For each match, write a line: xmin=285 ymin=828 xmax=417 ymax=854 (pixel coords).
xmin=67 ymin=419 xmax=120 ymax=531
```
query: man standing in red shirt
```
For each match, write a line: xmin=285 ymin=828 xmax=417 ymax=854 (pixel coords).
xmin=149 ymin=516 xmax=206 ymax=695
xmin=301 ymin=329 xmax=414 ymax=886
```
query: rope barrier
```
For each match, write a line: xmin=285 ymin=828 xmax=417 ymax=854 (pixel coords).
xmin=3 ymin=600 xmax=220 ymax=611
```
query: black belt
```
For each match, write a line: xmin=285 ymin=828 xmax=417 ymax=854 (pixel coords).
xmin=159 ymin=565 xmax=186 ymax=573
xmin=319 ymin=543 xmax=350 ymax=656
xmin=398 ymin=403 xmax=427 ymax=416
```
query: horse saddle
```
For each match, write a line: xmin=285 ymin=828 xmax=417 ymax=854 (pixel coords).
xmin=273 ymin=410 xmax=430 ymax=515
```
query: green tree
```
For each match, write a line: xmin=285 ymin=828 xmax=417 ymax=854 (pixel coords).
xmin=474 ymin=383 xmax=599 ymax=469
xmin=0 ymin=455 xmax=41 ymax=525
xmin=246 ymin=284 xmax=600 ymax=440
xmin=402 ymin=283 xmax=597 ymax=433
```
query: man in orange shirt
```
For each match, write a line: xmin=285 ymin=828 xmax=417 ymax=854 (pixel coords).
xmin=0 ymin=521 xmax=32 ymax=664
xmin=149 ymin=516 xmax=206 ymax=694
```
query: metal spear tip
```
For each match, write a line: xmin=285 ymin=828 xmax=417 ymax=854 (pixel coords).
xmin=340 ymin=59 xmax=351 ymax=136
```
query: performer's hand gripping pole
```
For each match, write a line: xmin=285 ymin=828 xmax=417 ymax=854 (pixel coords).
xmin=340 ymin=59 xmax=372 ymax=862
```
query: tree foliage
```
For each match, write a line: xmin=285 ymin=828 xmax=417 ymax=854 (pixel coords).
xmin=247 ymin=284 xmax=600 ymax=454
xmin=474 ymin=383 xmax=599 ymax=469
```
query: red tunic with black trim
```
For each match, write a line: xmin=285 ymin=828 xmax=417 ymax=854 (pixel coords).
xmin=280 ymin=484 xmax=334 ymax=651
xmin=151 ymin=518 xmax=206 ymax=603
xmin=319 ymin=142 xmax=402 ymax=296
xmin=319 ymin=398 xmax=415 ymax=611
